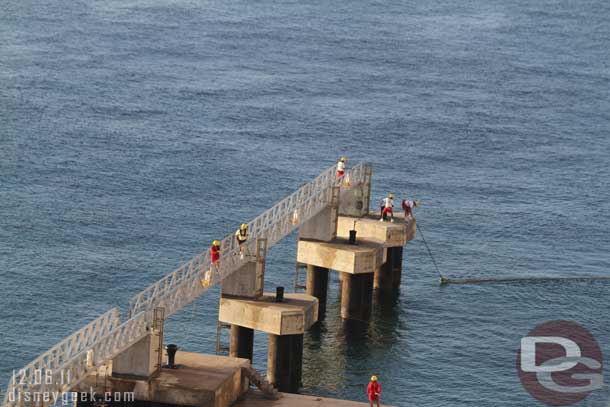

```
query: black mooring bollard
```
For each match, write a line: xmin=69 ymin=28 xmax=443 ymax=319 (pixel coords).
xmin=349 ymin=229 xmax=357 ymax=244
xmin=276 ymin=286 xmax=284 ymax=302
xmin=166 ymin=344 xmax=178 ymax=368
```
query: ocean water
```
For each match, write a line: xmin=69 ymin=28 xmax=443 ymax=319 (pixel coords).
xmin=1 ymin=0 xmax=610 ymax=406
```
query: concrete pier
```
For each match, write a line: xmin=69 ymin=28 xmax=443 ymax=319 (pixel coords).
xmin=306 ymin=265 xmax=329 ymax=318
xmin=267 ymin=334 xmax=304 ymax=393
xmin=219 ymin=293 xmax=318 ymax=393
xmin=230 ymin=325 xmax=254 ymax=361
xmin=78 ymin=352 xmax=250 ymax=407
xmin=337 ymin=214 xmax=415 ymax=290
xmin=234 ymin=390 xmax=398 ymax=407
xmin=297 ymin=238 xmax=382 ymax=321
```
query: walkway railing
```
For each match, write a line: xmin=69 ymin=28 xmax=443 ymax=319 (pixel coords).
xmin=1 ymin=309 xmax=121 ymax=407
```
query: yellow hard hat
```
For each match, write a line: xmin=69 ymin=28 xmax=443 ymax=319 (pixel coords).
xmin=241 ymin=223 xmax=248 ymax=230
xmin=389 ymin=193 xmax=394 ymax=198
xmin=340 ymin=156 xmax=347 ymax=162
xmin=212 ymin=240 xmax=220 ymax=246
xmin=371 ymin=375 xmax=378 ymax=381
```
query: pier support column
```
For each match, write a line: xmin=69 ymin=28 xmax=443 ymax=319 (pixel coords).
xmin=340 ymin=272 xmax=374 ymax=321
xmin=374 ymin=255 xmax=393 ymax=291
xmin=374 ymin=247 xmax=404 ymax=290
xmin=229 ymin=325 xmax=254 ymax=361
xmin=390 ymin=246 xmax=403 ymax=289
xmin=267 ymin=334 xmax=304 ymax=393
xmin=306 ymin=265 xmax=329 ymax=318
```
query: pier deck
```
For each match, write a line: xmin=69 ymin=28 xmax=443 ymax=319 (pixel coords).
xmin=235 ymin=390 xmax=397 ymax=407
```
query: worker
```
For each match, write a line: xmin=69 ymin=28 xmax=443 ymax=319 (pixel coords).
xmin=210 ymin=240 xmax=221 ymax=270
xmin=367 ymin=376 xmax=381 ymax=407
xmin=201 ymin=240 xmax=221 ymax=288
xmin=336 ymin=157 xmax=347 ymax=178
xmin=235 ymin=223 xmax=249 ymax=259
xmin=402 ymin=199 xmax=420 ymax=219
xmin=380 ymin=193 xmax=395 ymax=222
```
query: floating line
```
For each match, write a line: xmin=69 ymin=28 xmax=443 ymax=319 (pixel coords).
xmin=440 ymin=276 xmax=610 ymax=285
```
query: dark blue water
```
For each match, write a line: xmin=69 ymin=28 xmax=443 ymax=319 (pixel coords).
xmin=1 ymin=0 xmax=610 ymax=406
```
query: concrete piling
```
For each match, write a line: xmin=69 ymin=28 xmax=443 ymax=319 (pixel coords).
xmin=374 ymin=246 xmax=404 ymax=290
xmin=340 ymin=272 xmax=374 ymax=321
xmin=373 ymin=254 xmax=393 ymax=291
xmin=267 ymin=333 xmax=304 ymax=393
xmin=306 ymin=265 xmax=329 ymax=318
xmin=389 ymin=246 xmax=403 ymax=289
xmin=229 ymin=325 xmax=254 ymax=361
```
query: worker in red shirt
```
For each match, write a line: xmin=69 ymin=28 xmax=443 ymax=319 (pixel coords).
xmin=201 ymin=240 xmax=221 ymax=288
xmin=210 ymin=240 xmax=221 ymax=269
xmin=367 ymin=375 xmax=381 ymax=407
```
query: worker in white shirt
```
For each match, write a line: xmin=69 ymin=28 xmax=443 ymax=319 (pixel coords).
xmin=336 ymin=157 xmax=347 ymax=178
xmin=402 ymin=199 xmax=420 ymax=219
xmin=380 ymin=193 xmax=395 ymax=222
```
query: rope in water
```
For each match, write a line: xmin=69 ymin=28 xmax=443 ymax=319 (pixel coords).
xmin=415 ymin=222 xmax=444 ymax=281
xmin=416 ymin=222 xmax=610 ymax=285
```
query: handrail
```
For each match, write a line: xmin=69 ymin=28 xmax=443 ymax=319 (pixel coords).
xmin=128 ymin=163 xmax=347 ymax=317
xmin=1 ymin=308 xmax=121 ymax=407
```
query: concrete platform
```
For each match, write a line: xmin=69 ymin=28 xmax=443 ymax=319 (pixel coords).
xmin=77 ymin=352 xmax=250 ymax=407
xmin=235 ymin=390 xmax=397 ymax=407
xmin=219 ymin=293 xmax=318 ymax=335
xmin=337 ymin=213 xmax=416 ymax=247
xmin=150 ymin=352 xmax=249 ymax=407
xmin=297 ymin=239 xmax=384 ymax=274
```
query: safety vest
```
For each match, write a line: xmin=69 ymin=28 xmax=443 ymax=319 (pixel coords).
xmin=235 ymin=229 xmax=249 ymax=242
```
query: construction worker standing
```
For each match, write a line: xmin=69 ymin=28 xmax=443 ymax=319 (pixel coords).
xmin=235 ymin=223 xmax=250 ymax=259
xmin=201 ymin=240 xmax=221 ymax=288
xmin=380 ymin=194 xmax=395 ymax=222
xmin=210 ymin=240 xmax=221 ymax=271
xmin=336 ymin=157 xmax=347 ymax=178
xmin=367 ymin=376 xmax=381 ymax=407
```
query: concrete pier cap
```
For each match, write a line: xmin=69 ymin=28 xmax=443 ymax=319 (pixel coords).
xmin=296 ymin=238 xmax=384 ymax=274
xmin=219 ymin=293 xmax=318 ymax=335
xmin=337 ymin=213 xmax=417 ymax=247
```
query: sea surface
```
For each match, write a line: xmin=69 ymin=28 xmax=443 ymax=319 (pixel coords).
xmin=1 ymin=0 xmax=610 ymax=406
